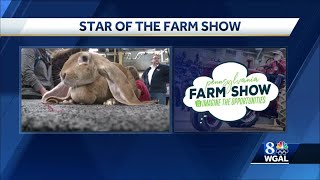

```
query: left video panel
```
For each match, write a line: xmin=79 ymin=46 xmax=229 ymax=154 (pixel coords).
xmin=21 ymin=48 xmax=170 ymax=133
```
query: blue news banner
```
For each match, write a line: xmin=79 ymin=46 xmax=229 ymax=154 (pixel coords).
xmin=1 ymin=0 xmax=320 ymax=180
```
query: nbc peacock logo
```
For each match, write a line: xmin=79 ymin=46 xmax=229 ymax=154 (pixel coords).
xmin=276 ymin=141 xmax=289 ymax=156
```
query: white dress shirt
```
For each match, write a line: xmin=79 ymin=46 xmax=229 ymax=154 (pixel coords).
xmin=148 ymin=64 xmax=159 ymax=85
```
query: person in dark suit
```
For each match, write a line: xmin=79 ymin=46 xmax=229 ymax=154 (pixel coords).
xmin=142 ymin=55 xmax=169 ymax=105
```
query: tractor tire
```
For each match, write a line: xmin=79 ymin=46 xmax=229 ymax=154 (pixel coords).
xmin=227 ymin=109 xmax=259 ymax=128
xmin=191 ymin=111 xmax=223 ymax=131
xmin=276 ymin=83 xmax=286 ymax=129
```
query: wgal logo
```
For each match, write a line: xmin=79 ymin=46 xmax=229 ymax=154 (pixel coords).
xmin=264 ymin=141 xmax=289 ymax=163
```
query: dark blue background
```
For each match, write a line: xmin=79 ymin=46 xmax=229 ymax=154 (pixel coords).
xmin=1 ymin=0 xmax=319 ymax=179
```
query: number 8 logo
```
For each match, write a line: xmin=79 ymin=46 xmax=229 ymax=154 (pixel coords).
xmin=265 ymin=142 xmax=275 ymax=155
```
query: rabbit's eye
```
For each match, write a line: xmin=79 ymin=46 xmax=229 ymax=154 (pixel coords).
xmin=82 ymin=56 xmax=88 ymax=62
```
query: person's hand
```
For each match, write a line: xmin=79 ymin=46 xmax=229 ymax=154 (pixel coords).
xmin=39 ymin=86 xmax=48 ymax=96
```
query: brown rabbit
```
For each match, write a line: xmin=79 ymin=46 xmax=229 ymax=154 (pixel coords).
xmin=42 ymin=51 xmax=153 ymax=105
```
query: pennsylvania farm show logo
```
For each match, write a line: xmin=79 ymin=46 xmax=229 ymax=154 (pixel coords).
xmin=183 ymin=62 xmax=279 ymax=121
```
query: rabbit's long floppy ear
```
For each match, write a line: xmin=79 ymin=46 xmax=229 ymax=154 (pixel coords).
xmin=94 ymin=55 xmax=154 ymax=105
xmin=111 ymin=62 xmax=141 ymax=99
xmin=41 ymin=82 xmax=72 ymax=104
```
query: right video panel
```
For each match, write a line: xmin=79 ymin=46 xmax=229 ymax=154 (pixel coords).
xmin=173 ymin=48 xmax=286 ymax=132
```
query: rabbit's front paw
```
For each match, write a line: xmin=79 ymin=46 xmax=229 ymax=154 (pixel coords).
xmin=61 ymin=99 xmax=73 ymax=104
xmin=103 ymin=98 xmax=118 ymax=105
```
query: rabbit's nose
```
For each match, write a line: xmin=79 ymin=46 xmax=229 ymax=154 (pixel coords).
xmin=61 ymin=73 xmax=66 ymax=80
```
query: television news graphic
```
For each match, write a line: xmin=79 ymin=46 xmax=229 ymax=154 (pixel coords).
xmin=251 ymin=142 xmax=320 ymax=164
xmin=0 ymin=18 xmax=299 ymax=36
xmin=264 ymin=141 xmax=289 ymax=163
xmin=174 ymin=48 xmax=287 ymax=132
xmin=183 ymin=62 xmax=279 ymax=121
